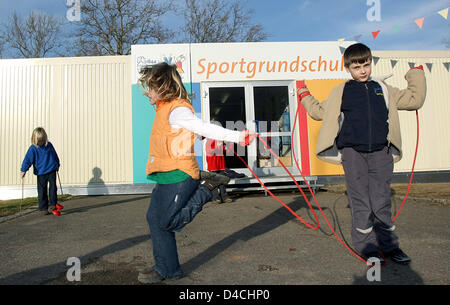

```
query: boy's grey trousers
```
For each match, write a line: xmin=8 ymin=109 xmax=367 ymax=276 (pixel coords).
xmin=341 ymin=146 xmax=399 ymax=255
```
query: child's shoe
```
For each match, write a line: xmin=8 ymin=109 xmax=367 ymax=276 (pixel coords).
xmin=362 ymin=251 xmax=385 ymax=266
xmin=384 ymin=248 xmax=411 ymax=265
xmin=200 ymin=171 xmax=230 ymax=191
xmin=137 ymin=268 xmax=183 ymax=284
xmin=48 ymin=206 xmax=61 ymax=216
xmin=56 ymin=203 xmax=64 ymax=210
xmin=222 ymin=197 xmax=233 ymax=203
xmin=200 ymin=170 xmax=230 ymax=184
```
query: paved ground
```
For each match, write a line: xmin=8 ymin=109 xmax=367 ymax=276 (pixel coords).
xmin=0 ymin=186 xmax=449 ymax=286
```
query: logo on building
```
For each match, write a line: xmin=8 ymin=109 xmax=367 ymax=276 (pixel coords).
xmin=137 ymin=55 xmax=186 ymax=76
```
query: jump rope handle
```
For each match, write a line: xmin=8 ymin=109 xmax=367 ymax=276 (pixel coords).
xmin=57 ymin=171 xmax=63 ymax=196
xmin=21 ymin=176 xmax=24 ymax=212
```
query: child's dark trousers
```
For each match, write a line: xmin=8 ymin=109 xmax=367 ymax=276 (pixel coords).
xmin=37 ymin=170 xmax=58 ymax=211
xmin=341 ymin=146 xmax=399 ymax=255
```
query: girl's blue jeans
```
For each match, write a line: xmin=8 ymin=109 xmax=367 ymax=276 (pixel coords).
xmin=146 ymin=177 xmax=212 ymax=279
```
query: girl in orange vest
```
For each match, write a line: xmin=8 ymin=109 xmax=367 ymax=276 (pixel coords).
xmin=137 ymin=62 xmax=256 ymax=284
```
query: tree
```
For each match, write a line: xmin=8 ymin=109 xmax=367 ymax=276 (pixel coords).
xmin=0 ymin=31 xmax=5 ymax=58
xmin=181 ymin=0 xmax=268 ymax=43
xmin=2 ymin=11 xmax=63 ymax=58
xmin=75 ymin=0 xmax=174 ymax=56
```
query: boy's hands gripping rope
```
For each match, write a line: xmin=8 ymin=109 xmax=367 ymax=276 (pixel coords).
xmin=409 ymin=65 xmax=423 ymax=71
xmin=297 ymin=80 xmax=311 ymax=102
xmin=405 ymin=65 xmax=423 ymax=79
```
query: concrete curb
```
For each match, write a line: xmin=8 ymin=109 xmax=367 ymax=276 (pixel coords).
xmin=392 ymin=195 xmax=449 ymax=204
xmin=323 ymin=188 xmax=449 ymax=205
xmin=0 ymin=208 xmax=37 ymax=224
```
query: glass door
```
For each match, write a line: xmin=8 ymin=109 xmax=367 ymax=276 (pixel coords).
xmin=202 ymin=81 xmax=299 ymax=177
xmin=251 ymin=81 xmax=298 ymax=176
xmin=207 ymin=84 xmax=248 ymax=169
xmin=202 ymin=82 xmax=251 ymax=177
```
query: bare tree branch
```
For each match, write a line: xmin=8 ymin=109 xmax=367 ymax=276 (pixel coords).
xmin=2 ymin=11 xmax=63 ymax=58
xmin=181 ymin=0 xmax=268 ymax=43
xmin=444 ymin=38 xmax=450 ymax=49
xmin=75 ymin=0 xmax=175 ymax=56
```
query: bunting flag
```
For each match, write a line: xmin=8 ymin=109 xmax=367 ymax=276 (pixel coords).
xmin=408 ymin=62 xmax=416 ymax=69
xmin=438 ymin=8 xmax=449 ymax=19
xmin=390 ymin=59 xmax=398 ymax=69
xmin=426 ymin=63 xmax=433 ymax=72
xmin=373 ymin=56 xmax=380 ymax=65
xmin=414 ymin=17 xmax=425 ymax=29
xmin=444 ymin=62 xmax=450 ymax=72
xmin=334 ymin=7 xmax=448 ymax=46
xmin=372 ymin=30 xmax=381 ymax=39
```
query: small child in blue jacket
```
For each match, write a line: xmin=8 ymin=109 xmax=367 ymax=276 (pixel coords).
xmin=21 ymin=127 xmax=62 ymax=216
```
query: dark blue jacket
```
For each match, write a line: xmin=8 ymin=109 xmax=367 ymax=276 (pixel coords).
xmin=336 ymin=80 xmax=389 ymax=152
xmin=21 ymin=142 xmax=60 ymax=175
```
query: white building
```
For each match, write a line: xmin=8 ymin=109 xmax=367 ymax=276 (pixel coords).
xmin=1 ymin=42 xmax=449 ymax=199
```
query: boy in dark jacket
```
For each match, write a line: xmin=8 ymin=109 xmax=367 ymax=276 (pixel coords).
xmin=298 ymin=43 xmax=426 ymax=264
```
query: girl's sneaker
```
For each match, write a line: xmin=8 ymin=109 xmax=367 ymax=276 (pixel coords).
xmin=137 ymin=268 xmax=182 ymax=284
xmin=222 ymin=197 xmax=233 ymax=203
xmin=56 ymin=203 xmax=64 ymax=210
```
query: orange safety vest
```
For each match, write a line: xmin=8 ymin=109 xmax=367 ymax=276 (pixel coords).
xmin=146 ymin=98 xmax=200 ymax=180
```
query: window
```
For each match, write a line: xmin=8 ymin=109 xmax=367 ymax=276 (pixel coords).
xmin=203 ymin=81 xmax=298 ymax=176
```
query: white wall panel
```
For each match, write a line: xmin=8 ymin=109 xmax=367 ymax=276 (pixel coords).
xmin=0 ymin=56 xmax=132 ymax=197
xmin=372 ymin=51 xmax=450 ymax=173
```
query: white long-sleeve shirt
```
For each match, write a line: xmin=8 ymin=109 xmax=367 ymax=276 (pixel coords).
xmin=169 ymin=107 xmax=241 ymax=143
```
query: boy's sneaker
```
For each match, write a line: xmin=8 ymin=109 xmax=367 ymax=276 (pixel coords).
xmin=137 ymin=268 xmax=182 ymax=284
xmin=362 ymin=251 xmax=385 ymax=266
xmin=384 ymin=248 xmax=411 ymax=265
xmin=56 ymin=203 xmax=64 ymax=210
xmin=48 ymin=206 xmax=61 ymax=216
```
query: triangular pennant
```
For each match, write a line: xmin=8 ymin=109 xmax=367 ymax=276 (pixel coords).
xmin=444 ymin=62 xmax=450 ymax=72
xmin=373 ymin=56 xmax=380 ymax=65
xmin=426 ymin=63 xmax=433 ymax=72
xmin=353 ymin=34 xmax=362 ymax=41
xmin=390 ymin=60 xmax=398 ymax=69
xmin=414 ymin=17 xmax=425 ymax=29
xmin=372 ymin=30 xmax=381 ymax=39
xmin=408 ymin=62 xmax=416 ymax=69
xmin=438 ymin=8 xmax=449 ymax=20
xmin=339 ymin=46 xmax=346 ymax=55
xmin=392 ymin=25 xmax=401 ymax=32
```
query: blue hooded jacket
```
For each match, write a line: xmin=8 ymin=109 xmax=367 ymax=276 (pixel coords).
xmin=21 ymin=142 xmax=60 ymax=175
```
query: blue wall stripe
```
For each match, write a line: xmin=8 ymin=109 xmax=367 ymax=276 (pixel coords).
xmin=132 ymin=83 xmax=203 ymax=184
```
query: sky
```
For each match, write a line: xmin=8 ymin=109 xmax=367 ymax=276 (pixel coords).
xmin=0 ymin=0 xmax=449 ymax=53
